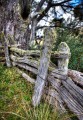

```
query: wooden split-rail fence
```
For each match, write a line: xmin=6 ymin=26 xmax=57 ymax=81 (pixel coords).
xmin=2 ymin=28 xmax=83 ymax=120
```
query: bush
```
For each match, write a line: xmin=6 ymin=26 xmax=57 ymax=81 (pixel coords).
xmin=53 ymin=28 xmax=83 ymax=72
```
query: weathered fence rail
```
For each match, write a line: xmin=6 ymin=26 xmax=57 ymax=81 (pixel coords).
xmin=3 ymin=28 xmax=83 ymax=120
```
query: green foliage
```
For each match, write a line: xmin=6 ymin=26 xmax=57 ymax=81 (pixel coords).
xmin=53 ymin=28 xmax=83 ymax=72
xmin=0 ymin=64 xmax=73 ymax=120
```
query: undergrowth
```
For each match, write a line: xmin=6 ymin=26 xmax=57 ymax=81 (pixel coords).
xmin=0 ymin=64 xmax=76 ymax=120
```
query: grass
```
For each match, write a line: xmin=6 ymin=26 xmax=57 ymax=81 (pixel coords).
xmin=0 ymin=64 xmax=76 ymax=120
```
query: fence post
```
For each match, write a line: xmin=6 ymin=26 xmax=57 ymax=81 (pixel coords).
xmin=57 ymin=42 xmax=70 ymax=75
xmin=48 ymin=42 xmax=71 ymax=112
xmin=4 ymin=35 xmax=11 ymax=67
xmin=32 ymin=28 xmax=56 ymax=106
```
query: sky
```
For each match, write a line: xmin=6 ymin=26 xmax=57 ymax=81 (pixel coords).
xmin=69 ymin=0 xmax=83 ymax=7
xmin=36 ymin=0 xmax=83 ymax=36
xmin=36 ymin=0 xmax=75 ymax=26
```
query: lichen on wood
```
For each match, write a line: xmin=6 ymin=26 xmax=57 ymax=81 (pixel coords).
xmin=32 ymin=28 xmax=56 ymax=107
xmin=10 ymin=47 xmax=40 ymax=56
xmin=57 ymin=42 xmax=71 ymax=75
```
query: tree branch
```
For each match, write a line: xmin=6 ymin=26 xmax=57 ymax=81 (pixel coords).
xmin=37 ymin=0 xmax=72 ymax=22
xmin=51 ymin=0 xmax=72 ymax=7
xmin=36 ymin=0 xmax=46 ymax=12
xmin=37 ymin=0 xmax=52 ymax=22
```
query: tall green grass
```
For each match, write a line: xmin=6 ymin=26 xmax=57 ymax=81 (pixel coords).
xmin=0 ymin=64 xmax=76 ymax=120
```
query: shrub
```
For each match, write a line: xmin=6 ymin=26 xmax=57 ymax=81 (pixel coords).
xmin=53 ymin=28 xmax=83 ymax=72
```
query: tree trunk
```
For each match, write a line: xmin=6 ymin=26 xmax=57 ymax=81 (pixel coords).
xmin=24 ymin=25 xmax=31 ymax=50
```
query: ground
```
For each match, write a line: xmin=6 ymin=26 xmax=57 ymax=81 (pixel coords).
xmin=0 ymin=64 xmax=77 ymax=120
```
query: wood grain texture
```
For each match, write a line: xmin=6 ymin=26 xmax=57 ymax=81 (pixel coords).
xmin=68 ymin=69 xmax=83 ymax=87
xmin=32 ymin=28 xmax=56 ymax=106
